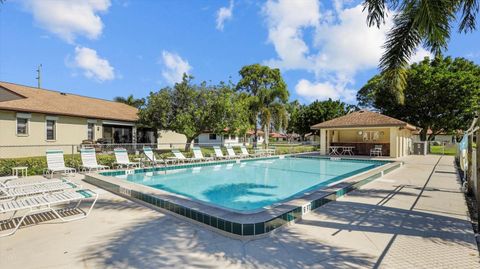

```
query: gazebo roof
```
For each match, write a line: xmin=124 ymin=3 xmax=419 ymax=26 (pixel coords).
xmin=311 ymin=110 xmax=416 ymax=131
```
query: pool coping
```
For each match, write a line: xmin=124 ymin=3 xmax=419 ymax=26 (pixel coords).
xmin=84 ymin=155 xmax=403 ymax=238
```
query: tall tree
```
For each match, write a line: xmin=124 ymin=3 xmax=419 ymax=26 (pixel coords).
xmin=140 ymin=75 xmax=250 ymax=150
xmin=113 ymin=94 xmax=145 ymax=109
xmin=290 ymin=99 xmax=355 ymax=138
xmin=357 ymin=56 xmax=480 ymax=140
xmin=236 ymin=64 xmax=289 ymax=146
xmin=363 ymin=0 xmax=479 ymax=101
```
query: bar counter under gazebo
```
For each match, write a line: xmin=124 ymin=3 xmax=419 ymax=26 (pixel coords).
xmin=311 ymin=110 xmax=417 ymax=158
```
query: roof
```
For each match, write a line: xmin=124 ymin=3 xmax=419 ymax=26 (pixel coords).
xmin=0 ymin=81 xmax=138 ymax=122
xmin=270 ymin=132 xmax=287 ymax=138
xmin=311 ymin=110 xmax=416 ymax=131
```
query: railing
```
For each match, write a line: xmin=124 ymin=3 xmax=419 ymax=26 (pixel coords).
xmin=0 ymin=142 xmax=320 ymax=177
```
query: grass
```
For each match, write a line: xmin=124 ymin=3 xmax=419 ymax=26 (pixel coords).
xmin=429 ymin=145 xmax=457 ymax=155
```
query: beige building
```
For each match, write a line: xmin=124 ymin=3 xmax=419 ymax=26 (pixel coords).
xmin=311 ymin=110 xmax=416 ymax=158
xmin=0 ymin=81 xmax=167 ymax=158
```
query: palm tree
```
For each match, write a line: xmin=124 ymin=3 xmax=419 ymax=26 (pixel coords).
xmin=113 ymin=95 xmax=145 ymax=109
xmin=363 ymin=0 xmax=479 ymax=102
xmin=236 ymin=64 xmax=289 ymax=147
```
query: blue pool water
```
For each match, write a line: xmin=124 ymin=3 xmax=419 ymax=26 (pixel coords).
xmin=117 ymin=157 xmax=386 ymax=212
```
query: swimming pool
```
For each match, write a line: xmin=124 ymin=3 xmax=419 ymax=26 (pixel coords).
xmin=115 ymin=157 xmax=386 ymax=212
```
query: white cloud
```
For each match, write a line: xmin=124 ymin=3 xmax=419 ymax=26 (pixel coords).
xmin=263 ymin=1 xmax=433 ymax=103
xmin=161 ymin=51 xmax=192 ymax=85
xmin=24 ymin=0 xmax=111 ymax=43
xmin=295 ymin=79 xmax=356 ymax=103
xmin=409 ymin=47 xmax=432 ymax=64
xmin=216 ymin=0 xmax=234 ymax=31
xmin=73 ymin=46 xmax=115 ymax=81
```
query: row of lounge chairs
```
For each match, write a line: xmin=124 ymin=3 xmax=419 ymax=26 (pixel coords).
xmin=44 ymin=145 xmax=269 ymax=177
xmin=0 ymin=175 xmax=98 ymax=237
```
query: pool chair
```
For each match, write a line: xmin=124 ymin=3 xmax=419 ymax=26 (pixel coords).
xmin=44 ymin=150 xmax=77 ymax=178
xmin=239 ymin=145 xmax=253 ymax=158
xmin=143 ymin=146 xmax=173 ymax=166
xmin=193 ymin=146 xmax=214 ymax=162
xmin=114 ymin=148 xmax=140 ymax=169
xmin=169 ymin=149 xmax=200 ymax=163
xmin=0 ymin=189 xmax=98 ymax=237
xmin=0 ymin=178 xmax=80 ymax=200
xmin=0 ymin=175 xmax=64 ymax=188
xmin=226 ymin=146 xmax=241 ymax=159
xmin=370 ymin=145 xmax=383 ymax=156
xmin=213 ymin=146 xmax=229 ymax=160
xmin=80 ymin=148 xmax=109 ymax=172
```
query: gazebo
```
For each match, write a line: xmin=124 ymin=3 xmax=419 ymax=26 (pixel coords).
xmin=311 ymin=110 xmax=417 ymax=158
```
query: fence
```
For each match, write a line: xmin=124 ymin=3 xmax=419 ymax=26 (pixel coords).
xmin=427 ymin=141 xmax=458 ymax=155
xmin=0 ymin=142 xmax=320 ymax=177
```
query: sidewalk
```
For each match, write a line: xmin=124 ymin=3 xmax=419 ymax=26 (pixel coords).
xmin=0 ymin=155 xmax=478 ymax=268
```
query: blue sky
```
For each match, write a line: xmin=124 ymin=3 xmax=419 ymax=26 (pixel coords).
xmin=1 ymin=0 xmax=479 ymax=105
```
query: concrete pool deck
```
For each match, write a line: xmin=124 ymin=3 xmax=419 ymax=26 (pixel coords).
xmin=0 ymin=155 xmax=478 ymax=268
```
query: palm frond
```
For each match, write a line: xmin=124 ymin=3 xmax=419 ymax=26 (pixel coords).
xmin=459 ymin=0 xmax=480 ymax=32
xmin=363 ymin=0 xmax=388 ymax=27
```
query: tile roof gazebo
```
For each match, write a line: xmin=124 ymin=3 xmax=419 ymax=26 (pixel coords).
xmin=311 ymin=110 xmax=417 ymax=158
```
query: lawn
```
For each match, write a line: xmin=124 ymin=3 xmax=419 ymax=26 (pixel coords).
xmin=429 ymin=145 xmax=457 ymax=155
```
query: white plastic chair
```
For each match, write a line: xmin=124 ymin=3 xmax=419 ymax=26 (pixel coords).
xmin=80 ymin=148 xmax=109 ymax=172
xmin=44 ymin=150 xmax=76 ymax=178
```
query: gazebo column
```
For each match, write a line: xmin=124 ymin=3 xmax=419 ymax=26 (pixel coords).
xmin=390 ymin=127 xmax=398 ymax=157
xmin=320 ymin=129 xmax=327 ymax=155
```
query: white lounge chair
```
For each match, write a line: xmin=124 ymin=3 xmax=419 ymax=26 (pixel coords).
xmin=80 ymin=148 xmax=109 ymax=172
xmin=213 ymin=146 xmax=229 ymax=160
xmin=44 ymin=150 xmax=76 ymax=178
xmin=0 ymin=189 xmax=98 ymax=237
xmin=169 ymin=149 xmax=200 ymax=163
xmin=0 ymin=175 xmax=63 ymax=188
xmin=143 ymin=146 xmax=172 ymax=166
xmin=226 ymin=146 xmax=241 ymax=159
xmin=0 ymin=179 xmax=80 ymax=200
xmin=240 ymin=145 xmax=254 ymax=158
xmin=193 ymin=147 xmax=214 ymax=162
xmin=114 ymin=148 xmax=140 ymax=169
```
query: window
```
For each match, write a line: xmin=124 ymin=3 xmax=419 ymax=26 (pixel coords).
xmin=224 ymin=134 xmax=229 ymax=140
xmin=209 ymin=134 xmax=217 ymax=140
xmin=16 ymin=118 xmax=28 ymax=135
xmin=46 ymin=120 xmax=56 ymax=140
xmin=87 ymin=123 xmax=95 ymax=140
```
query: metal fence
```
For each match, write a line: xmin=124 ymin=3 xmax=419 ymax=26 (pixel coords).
xmin=0 ymin=142 xmax=320 ymax=177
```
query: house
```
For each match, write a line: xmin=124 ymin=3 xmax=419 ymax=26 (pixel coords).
xmin=0 ymin=81 xmax=166 ymax=157
xmin=195 ymin=130 xmax=265 ymax=147
xmin=311 ymin=110 xmax=416 ymax=158
xmin=269 ymin=132 xmax=287 ymax=142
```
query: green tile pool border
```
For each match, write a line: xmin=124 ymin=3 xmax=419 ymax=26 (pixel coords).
xmin=85 ymin=156 xmax=402 ymax=237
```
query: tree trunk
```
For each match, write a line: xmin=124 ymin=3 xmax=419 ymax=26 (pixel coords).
xmin=185 ymin=137 xmax=194 ymax=151
xmin=420 ymin=128 xmax=428 ymax=141
xmin=254 ymin=124 xmax=258 ymax=149
xmin=476 ymin=128 xmax=480 ymax=230
xmin=264 ymin=125 xmax=269 ymax=148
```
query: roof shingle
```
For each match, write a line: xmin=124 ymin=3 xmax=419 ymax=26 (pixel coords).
xmin=0 ymin=81 xmax=138 ymax=122
xmin=311 ymin=110 xmax=416 ymax=130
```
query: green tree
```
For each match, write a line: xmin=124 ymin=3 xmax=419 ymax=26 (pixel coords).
xmin=140 ymin=75 xmax=250 ymax=150
xmin=363 ymin=0 xmax=479 ymax=101
xmin=113 ymin=94 xmax=145 ymax=109
xmin=290 ymin=99 xmax=355 ymax=138
xmin=357 ymin=56 xmax=480 ymax=140
xmin=236 ymin=64 xmax=289 ymax=146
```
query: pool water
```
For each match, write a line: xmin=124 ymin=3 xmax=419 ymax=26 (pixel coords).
xmin=117 ymin=157 xmax=385 ymax=212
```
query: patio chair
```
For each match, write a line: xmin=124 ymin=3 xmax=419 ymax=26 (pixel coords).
xmin=239 ymin=145 xmax=253 ymax=158
xmin=114 ymin=148 xmax=140 ymax=169
xmin=0 ymin=189 xmax=98 ymax=237
xmin=226 ymin=146 xmax=241 ymax=159
xmin=80 ymin=148 xmax=109 ymax=172
xmin=169 ymin=149 xmax=200 ymax=163
xmin=213 ymin=146 xmax=229 ymax=160
xmin=0 ymin=175 xmax=64 ymax=188
xmin=44 ymin=150 xmax=76 ymax=178
xmin=143 ymin=146 xmax=173 ymax=166
xmin=193 ymin=146 xmax=214 ymax=162
xmin=370 ymin=145 xmax=383 ymax=156
xmin=0 ymin=179 xmax=80 ymax=200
